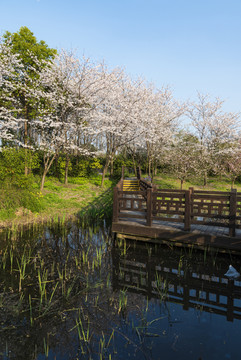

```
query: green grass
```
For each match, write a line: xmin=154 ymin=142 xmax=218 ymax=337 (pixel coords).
xmin=3 ymin=169 xmax=240 ymax=228
xmin=153 ymin=173 xmax=241 ymax=192
xmin=0 ymin=175 xmax=114 ymax=227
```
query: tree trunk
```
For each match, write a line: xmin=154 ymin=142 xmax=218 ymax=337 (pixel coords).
xmin=40 ymin=153 xmax=56 ymax=192
xmin=180 ymin=179 xmax=184 ymax=190
xmin=101 ymin=159 xmax=110 ymax=187
xmin=54 ymin=154 xmax=60 ymax=179
xmin=24 ymin=120 xmax=28 ymax=176
xmin=148 ymin=159 xmax=151 ymax=177
xmin=40 ymin=168 xmax=47 ymax=192
xmin=154 ymin=165 xmax=157 ymax=176
xmin=152 ymin=161 xmax=157 ymax=180
xmin=65 ymin=155 xmax=70 ymax=185
xmin=28 ymin=151 xmax=32 ymax=175
xmin=133 ymin=159 xmax=137 ymax=177
xmin=110 ymin=158 xmax=114 ymax=177
xmin=203 ymin=171 xmax=207 ymax=186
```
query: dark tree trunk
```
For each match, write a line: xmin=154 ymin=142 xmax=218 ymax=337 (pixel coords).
xmin=40 ymin=154 xmax=56 ymax=192
xmin=180 ymin=179 xmax=184 ymax=190
xmin=101 ymin=158 xmax=110 ymax=187
xmin=40 ymin=168 xmax=47 ymax=192
xmin=203 ymin=171 xmax=207 ymax=186
xmin=24 ymin=120 xmax=28 ymax=176
xmin=64 ymin=155 xmax=70 ymax=185
xmin=110 ymin=158 xmax=114 ymax=176
xmin=148 ymin=159 xmax=151 ymax=177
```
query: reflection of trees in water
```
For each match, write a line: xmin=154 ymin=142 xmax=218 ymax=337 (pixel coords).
xmin=0 ymin=221 xmax=124 ymax=359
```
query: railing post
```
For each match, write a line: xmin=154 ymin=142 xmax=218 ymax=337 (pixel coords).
xmin=229 ymin=188 xmax=237 ymax=237
xmin=137 ymin=166 xmax=141 ymax=180
xmin=189 ymin=187 xmax=194 ymax=224
xmin=227 ymin=279 xmax=234 ymax=322
xmin=112 ymin=186 xmax=119 ymax=223
xmin=146 ymin=188 xmax=152 ymax=227
xmin=121 ymin=166 xmax=125 ymax=179
xmin=184 ymin=189 xmax=191 ymax=231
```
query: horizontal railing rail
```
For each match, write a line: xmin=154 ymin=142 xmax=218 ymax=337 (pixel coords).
xmin=113 ymin=170 xmax=241 ymax=237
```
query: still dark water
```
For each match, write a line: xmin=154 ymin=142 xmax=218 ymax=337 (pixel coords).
xmin=0 ymin=220 xmax=241 ymax=359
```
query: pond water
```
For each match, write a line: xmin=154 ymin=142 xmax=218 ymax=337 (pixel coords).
xmin=0 ymin=219 xmax=241 ymax=359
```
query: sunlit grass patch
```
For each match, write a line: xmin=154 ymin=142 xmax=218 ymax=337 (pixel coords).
xmin=154 ymin=173 xmax=241 ymax=191
xmin=0 ymin=175 xmax=115 ymax=227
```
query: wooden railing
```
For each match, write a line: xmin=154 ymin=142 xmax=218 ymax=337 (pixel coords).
xmin=113 ymin=175 xmax=241 ymax=237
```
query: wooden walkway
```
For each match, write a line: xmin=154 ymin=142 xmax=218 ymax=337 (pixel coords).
xmin=112 ymin=169 xmax=241 ymax=253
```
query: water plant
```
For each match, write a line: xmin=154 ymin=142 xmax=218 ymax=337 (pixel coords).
xmin=1 ymin=216 xmax=241 ymax=359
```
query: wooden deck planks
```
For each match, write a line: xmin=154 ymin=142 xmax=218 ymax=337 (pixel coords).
xmin=112 ymin=218 xmax=241 ymax=253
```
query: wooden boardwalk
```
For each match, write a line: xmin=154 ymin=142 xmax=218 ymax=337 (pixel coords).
xmin=112 ymin=169 xmax=241 ymax=253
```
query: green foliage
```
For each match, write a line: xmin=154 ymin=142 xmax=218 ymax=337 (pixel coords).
xmin=113 ymin=155 xmax=133 ymax=178
xmin=0 ymin=148 xmax=39 ymax=184
xmin=0 ymin=148 xmax=43 ymax=218
xmin=3 ymin=26 xmax=57 ymax=69
xmin=0 ymin=183 xmax=44 ymax=218
xmin=2 ymin=27 xmax=57 ymax=145
xmin=67 ymin=174 xmax=112 ymax=188
xmin=70 ymin=156 xmax=102 ymax=177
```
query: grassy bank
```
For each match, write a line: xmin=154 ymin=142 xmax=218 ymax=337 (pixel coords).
xmin=2 ymin=171 xmax=241 ymax=230
xmin=0 ymin=175 xmax=114 ymax=229
xmin=153 ymin=173 xmax=241 ymax=192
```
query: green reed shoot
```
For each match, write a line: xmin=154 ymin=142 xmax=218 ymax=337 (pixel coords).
xmin=0 ymin=294 xmax=3 ymax=308
xmin=1 ymin=248 xmax=8 ymax=271
xmin=38 ymin=268 xmax=48 ymax=308
xmin=155 ymin=272 xmax=168 ymax=302
xmin=178 ymin=255 xmax=184 ymax=275
xmin=43 ymin=336 xmax=49 ymax=358
xmin=204 ymin=247 xmax=207 ymax=263
xmin=40 ymin=282 xmax=59 ymax=316
xmin=17 ymin=248 xmax=31 ymax=292
xmin=29 ymin=294 xmax=33 ymax=326
xmin=48 ymin=282 xmax=58 ymax=306
xmin=5 ymin=246 xmax=14 ymax=274
xmin=82 ymin=245 xmax=90 ymax=267
xmin=64 ymin=251 xmax=70 ymax=280
xmin=106 ymin=273 xmax=111 ymax=289
xmin=118 ymin=289 xmax=127 ymax=314
xmin=99 ymin=333 xmax=106 ymax=360
xmin=74 ymin=313 xmax=90 ymax=343
xmin=51 ymin=261 xmax=55 ymax=276
xmin=95 ymin=295 xmax=99 ymax=307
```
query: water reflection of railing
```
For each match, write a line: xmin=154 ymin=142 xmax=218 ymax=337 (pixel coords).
xmin=112 ymin=246 xmax=241 ymax=322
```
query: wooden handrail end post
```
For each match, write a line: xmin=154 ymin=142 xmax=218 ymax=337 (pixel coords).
xmin=184 ymin=189 xmax=191 ymax=231
xmin=113 ymin=186 xmax=119 ymax=223
xmin=146 ymin=188 xmax=152 ymax=227
xmin=229 ymin=188 xmax=237 ymax=237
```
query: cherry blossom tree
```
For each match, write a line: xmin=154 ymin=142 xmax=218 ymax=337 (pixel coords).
xmin=167 ymin=132 xmax=199 ymax=189
xmin=213 ymin=141 xmax=241 ymax=188
xmin=31 ymin=51 xmax=108 ymax=190
xmin=142 ymin=87 xmax=185 ymax=178
xmin=187 ymin=92 xmax=240 ymax=185
xmin=88 ymin=72 xmax=150 ymax=186
xmin=2 ymin=28 xmax=56 ymax=175
xmin=0 ymin=41 xmax=33 ymax=148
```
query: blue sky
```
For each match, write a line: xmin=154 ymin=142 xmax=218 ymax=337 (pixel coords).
xmin=1 ymin=0 xmax=241 ymax=115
